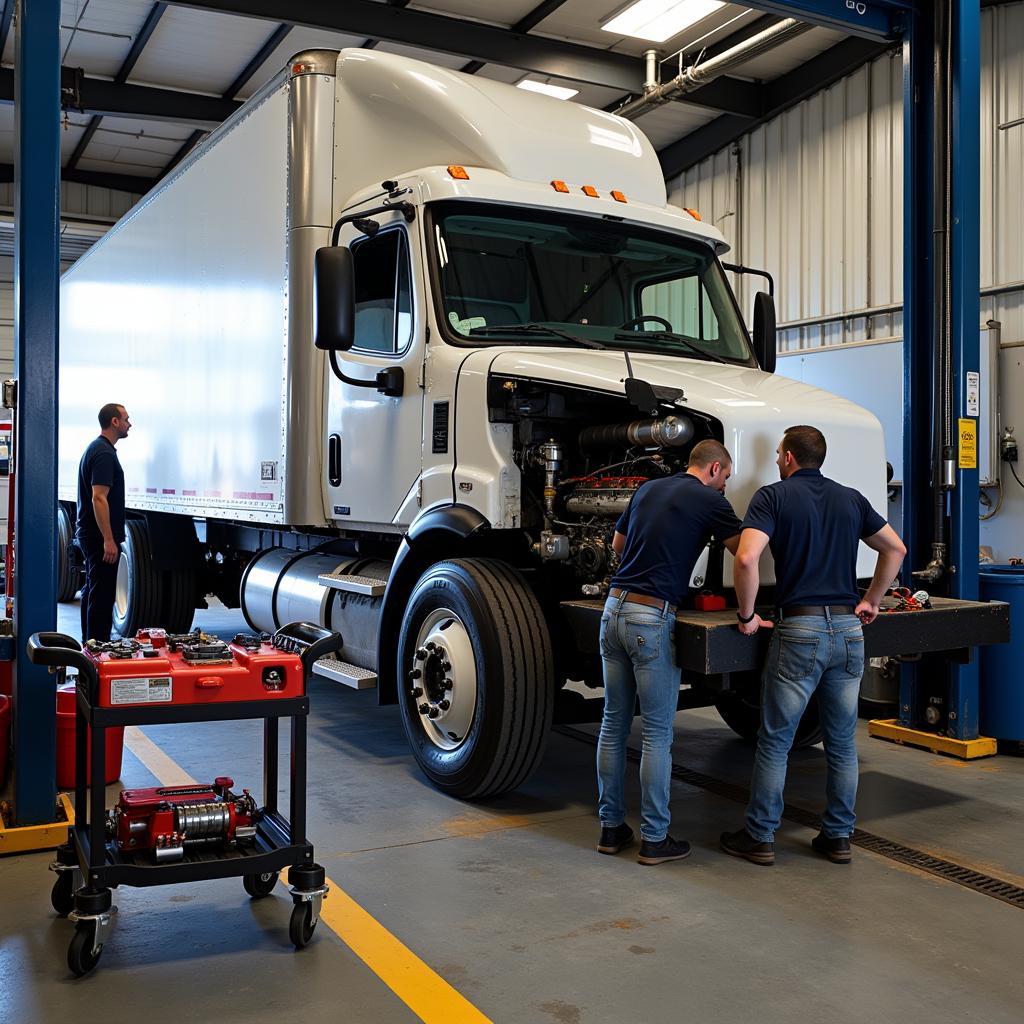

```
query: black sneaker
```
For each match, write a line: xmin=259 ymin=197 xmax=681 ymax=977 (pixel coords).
xmin=637 ymin=835 xmax=691 ymax=865
xmin=811 ymin=832 xmax=852 ymax=864
xmin=720 ymin=828 xmax=775 ymax=865
xmin=597 ymin=823 xmax=635 ymax=855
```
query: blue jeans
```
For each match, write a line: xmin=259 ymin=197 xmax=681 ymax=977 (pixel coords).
xmin=746 ymin=612 xmax=865 ymax=842
xmin=596 ymin=594 xmax=680 ymax=842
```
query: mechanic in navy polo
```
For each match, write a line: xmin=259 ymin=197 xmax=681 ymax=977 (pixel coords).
xmin=76 ymin=403 xmax=132 ymax=641
xmin=596 ymin=439 xmax=742 ymax=866
xmin=721 ymin=425 xmax=906 ymax=867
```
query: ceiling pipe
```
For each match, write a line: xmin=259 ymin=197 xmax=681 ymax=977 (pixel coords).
xmin=616 ymin=17 xmax=812 ymax=120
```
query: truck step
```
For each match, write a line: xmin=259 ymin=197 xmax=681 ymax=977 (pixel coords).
xmin=317 ymin=572 xmax=386 ymax=596
xmin=312 ymin=657 xmax=378 ymax=689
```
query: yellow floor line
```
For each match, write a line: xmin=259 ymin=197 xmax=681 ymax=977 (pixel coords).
xmin=126 ymin=726 xmax=492 ymax=1024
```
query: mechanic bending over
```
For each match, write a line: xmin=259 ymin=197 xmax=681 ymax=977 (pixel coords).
xmin=596 ymin=439 xmax=743 ymax=866
xmin=721 ymin=424 xmax=906 ymax=867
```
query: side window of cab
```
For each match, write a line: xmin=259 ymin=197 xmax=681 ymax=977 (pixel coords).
xmin=352 ymin=229 xmax=413 ymax=354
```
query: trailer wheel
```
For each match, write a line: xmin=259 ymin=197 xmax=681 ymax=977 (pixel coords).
xmin=56 ymin=504 xmax=81 ymax=603
xmin=160 ymin=562 xmax=197 ymax=634
xmin=397 ymin=558 xmax=553 ymax=799
xmin=112 ymin=520 xmax=163 ymax=638
xmin=715 ymin=673 xmax=824 ymax=748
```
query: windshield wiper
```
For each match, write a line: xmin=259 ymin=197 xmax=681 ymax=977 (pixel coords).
xmin=469 ymin=323 xmax=608 ymax=350
xmin=613 ymin=329 xmax=728 ymax=364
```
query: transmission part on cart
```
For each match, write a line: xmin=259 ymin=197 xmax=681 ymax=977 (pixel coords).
xmin=110 ymin=777 xmax=260 ymax=863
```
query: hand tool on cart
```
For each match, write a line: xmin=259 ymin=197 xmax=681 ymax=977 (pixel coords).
xmin=27 ymin=621 xmax=342 ymax=977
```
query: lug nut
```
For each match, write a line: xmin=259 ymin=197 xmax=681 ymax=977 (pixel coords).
xmin=426 ymin=642 xmax=436 ymax=652
xmin=411 ymin=687 xmax=423 ymax=698
xmin=428 ymin=705 xmax=440 ymax=719
xmin=443 ymin=678 xmax=453 ymax=691
xmin=415 ymin=648 xmax=427 ymax=661
xmin=409 ymin=668 xmax=422 ymax=680
xmin=439 ymin=699 xmax=450 ymax=711
xmin=418 ymin=703 xmax=429 ymax=716
xmin=441 ymin=661 xmax=452 ymax=673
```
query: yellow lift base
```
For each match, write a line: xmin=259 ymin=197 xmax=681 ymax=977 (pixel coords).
xmin=0 ymin=792 xmax=75 ymax=856
xmin=868 ymin=719 xmax=999 ymax=760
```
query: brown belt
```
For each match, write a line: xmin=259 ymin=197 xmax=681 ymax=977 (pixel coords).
xmin=780 ymin=605 xmax=856 ymax=618
xmin=609 ymin=587 xmax=677 ymax=616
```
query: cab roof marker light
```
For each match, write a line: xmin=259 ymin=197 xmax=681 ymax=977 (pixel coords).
xmin=447 ymin=165 xmax=470 ymax=180
xmin=611 ymin=190 xmax=628 ymax=203
xmin=551 ymin=180 xmax=570 ymax=193
xmin=582 ymin=185 xmax=600 ymax=198
xmin=683 ymin=207 xmax=701 ymax=220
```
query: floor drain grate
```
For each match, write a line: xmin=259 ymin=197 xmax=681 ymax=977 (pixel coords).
xmin=556 ymin=725 xmax=1024 ymax=910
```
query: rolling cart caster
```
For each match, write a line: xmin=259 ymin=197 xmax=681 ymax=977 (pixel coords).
xmin=288 ymin=863 xmax=329 ymax=950
xmin=67 ymin=888 xmax=116 ymax=977
xmin=49 ymin=846 xmax=80 ymax=917
xmin=243 ymin=870 xmax=280 ymax=899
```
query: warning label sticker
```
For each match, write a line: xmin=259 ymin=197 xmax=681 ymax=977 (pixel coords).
xmin=958 ymin=418 xmax=977 ymax=470
xmin=110 ymin=676 xmax=173 ymax=705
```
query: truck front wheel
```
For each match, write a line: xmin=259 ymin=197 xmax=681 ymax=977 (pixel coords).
xmin=397 ymin=558 xmax=553 ymax=799
xmin=112 ymin=520 xmax=163 ymax=638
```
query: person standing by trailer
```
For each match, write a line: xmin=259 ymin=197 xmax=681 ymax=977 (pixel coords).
xmin=721 ymin=425 xmax=906 ymax=866
xmin=76 ymin=403 xmax=131 ymax=641
xmin=596 ymin=439 xmax=743 ymax=865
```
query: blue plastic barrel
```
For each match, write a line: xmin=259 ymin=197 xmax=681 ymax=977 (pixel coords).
xmin=979 ymin=565 xmax=1024 ymax=741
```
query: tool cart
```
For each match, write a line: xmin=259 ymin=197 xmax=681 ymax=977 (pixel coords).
xmin=27 ymin=621 xmax=342 ymax=976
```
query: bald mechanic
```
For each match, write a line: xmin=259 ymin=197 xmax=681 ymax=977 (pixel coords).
xmin=721 ymin=425 xmax=906 ymax=866
xmin=597 ymin=439 xmax=742 ymax=865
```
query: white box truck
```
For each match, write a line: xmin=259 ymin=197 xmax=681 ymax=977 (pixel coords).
xmin=58 ymin=48 xmax=889 ymax=797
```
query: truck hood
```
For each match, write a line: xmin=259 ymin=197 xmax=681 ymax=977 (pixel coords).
xmin=486 ymin=348 xmax=889 ymax=580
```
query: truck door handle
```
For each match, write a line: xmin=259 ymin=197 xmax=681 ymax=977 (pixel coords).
xmin=329 ymin=434 xmax=341 ymax=487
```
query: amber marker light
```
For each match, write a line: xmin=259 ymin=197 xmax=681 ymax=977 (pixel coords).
xmin=551 ymin=180 xmax=570 ymax=193
xmin=684 ymin=207 xmax=702 ymax=220
xmin=581 ymin=185 xmax=600 ymax=198
xmin=611 ymin=190 xmax=628 ymax=203
xmin=447 ymin=165 xmax=470 ymax=179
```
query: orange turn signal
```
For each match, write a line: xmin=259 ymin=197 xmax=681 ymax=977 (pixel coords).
xmin=581 ymin=185 xmax=599 ymax=198
xmin=610 ymin=190 xmax=627 ymax=203
xmin=447 ymin=165 xmax=470 ymax=180
xmin=551 ymin=179 xmax=569 ymax=193
xmin=683 ymin=207 xmax=702 ymax=221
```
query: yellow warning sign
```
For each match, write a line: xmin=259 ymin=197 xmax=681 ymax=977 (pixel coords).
xmin=958 ymin=417 xmax=977 ymax=469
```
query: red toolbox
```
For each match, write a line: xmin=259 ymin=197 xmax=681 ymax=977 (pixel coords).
xmin=56 ymin=682 xmax=124 ymax=788
xmin=85 ymin=629 xmax=305 ymax=708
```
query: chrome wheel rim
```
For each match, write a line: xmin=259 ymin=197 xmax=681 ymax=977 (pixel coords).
xmin=408 ymin=608 xmax=477 ymax=751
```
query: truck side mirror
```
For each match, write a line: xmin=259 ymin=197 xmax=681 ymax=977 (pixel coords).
xmin=313 ymin=246 xmax=356 ymax=351
xmin=752 ymin=291 xmax=776 ymax=374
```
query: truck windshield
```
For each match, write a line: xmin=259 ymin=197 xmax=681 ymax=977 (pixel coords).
xmin=428 ymin=201 xmax=755 ymax=365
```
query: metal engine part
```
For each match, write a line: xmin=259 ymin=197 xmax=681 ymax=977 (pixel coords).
xmin=174 ymin=801 xmax=231 ymax=838
xmin=565 ymin=475 xmax=650 ymax=518
xmin=578 ymin=415 xmax=693 ymax=451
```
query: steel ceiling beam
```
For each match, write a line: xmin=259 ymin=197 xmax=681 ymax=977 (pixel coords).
xmin=162 ymin=0 xmax=758 ymax=114
xmin=658 ymin=36 xmax=894 ymax=179
xmin=0 ymin=162 xmax=153 ymax=194
xmin=461 ymin=0 xmax=570 ymax=76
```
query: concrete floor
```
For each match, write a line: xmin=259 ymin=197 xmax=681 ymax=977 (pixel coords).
xmin=1 ymin=598 xmax=1022 ymax=1023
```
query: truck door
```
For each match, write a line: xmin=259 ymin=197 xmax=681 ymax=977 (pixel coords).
xmin=324 ymin=211 xmax=426 ymax=527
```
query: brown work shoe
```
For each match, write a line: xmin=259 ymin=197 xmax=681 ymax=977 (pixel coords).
xmin=720 ymin=828 xmax=775 ymax=865
xmin=597 ymin=823 xmax=635 ymax=855
xmin=811 ymin=832 xmax=852 ymax=864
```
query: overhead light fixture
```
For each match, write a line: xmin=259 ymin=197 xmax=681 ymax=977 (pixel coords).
xmin=516 ymin=78 xmax=579 ymax=101
xmin=602 ymin=0 xmax=726 ymax=43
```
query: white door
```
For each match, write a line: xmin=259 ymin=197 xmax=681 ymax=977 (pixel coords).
xmin=324 ymin=208 xmax=425 ymax=526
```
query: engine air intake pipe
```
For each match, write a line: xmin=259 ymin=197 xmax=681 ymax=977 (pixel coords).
xmin=578 ymin=415 xmax=693 ymax=451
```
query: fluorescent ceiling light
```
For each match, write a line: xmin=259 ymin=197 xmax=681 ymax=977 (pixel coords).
xmin=603 ymin=0 xmax=726 ymax=43
xmin=516 ymin=78 xmax=579 ymax=101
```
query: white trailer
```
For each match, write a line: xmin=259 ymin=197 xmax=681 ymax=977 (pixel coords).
xmin=58 ymin=48 xmax=888 ymax=797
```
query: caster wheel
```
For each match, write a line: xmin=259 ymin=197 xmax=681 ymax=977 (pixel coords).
xmin=67 ymin=924 xmax=102 ymax=977
xmin=289 ymin=901 xmax=316 ymax=949
xmin=243 ymin=871 xmax=279 ymax=899
xmin=51 ymin=873 xmax=75 ymax=917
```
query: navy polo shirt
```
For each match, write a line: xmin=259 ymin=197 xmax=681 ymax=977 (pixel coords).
xmin=611 ymin=473 xmax=742 ymax=607
xmin=742 ymin=468 xmax=886 ymax=608
xmin=76 ymin=436 xmax=126 ymax=550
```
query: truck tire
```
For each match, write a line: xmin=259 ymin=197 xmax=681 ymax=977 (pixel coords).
xmin=112 ymin=520 xmax=163 ymax=638
xmin=715 ymin=676 xmax=823 ymax=748
xmin=160 ymin=563 xmax=197 ymax=633
xmin=56 ymin=504 xmax=81 ymax=603
xmin=397 ymin=558 xmax=554 ymax=799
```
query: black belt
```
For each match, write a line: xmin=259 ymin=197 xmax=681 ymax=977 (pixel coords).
xmin=609 ymin=588 xmax=677 ymax=616
xmin=780 ymin=604 xmax=856 ymax=618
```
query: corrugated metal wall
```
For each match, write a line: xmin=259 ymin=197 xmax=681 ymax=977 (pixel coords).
xmin=0 ymin=182 xmax=139 ymax=377
xmin=667 ymin=2 xmax=1024 ymax=350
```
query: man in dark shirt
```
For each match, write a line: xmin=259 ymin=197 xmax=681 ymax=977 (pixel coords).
xmin=76 ymin=403 xmax=132 ymax=641
xmin=721 ymin=425 xmax=905 ymax=866
xmin=597 ymin=439 xmax=742 ymax=865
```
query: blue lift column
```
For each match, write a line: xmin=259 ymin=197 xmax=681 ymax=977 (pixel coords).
xmin=12 ymin=0 xmax=62 ymax=825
